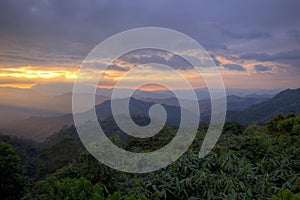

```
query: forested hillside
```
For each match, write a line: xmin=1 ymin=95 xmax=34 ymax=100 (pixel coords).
xmin=1 ymin=113 xmax=300 ymax=199
xmin=227 ymin=89 xmax=300 ymax=125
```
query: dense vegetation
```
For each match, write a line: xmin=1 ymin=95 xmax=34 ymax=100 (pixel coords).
xmin=1 ymin=113 xmax=300 ymax=199
xmin=0 ymin=141 xmax=29 ymax=199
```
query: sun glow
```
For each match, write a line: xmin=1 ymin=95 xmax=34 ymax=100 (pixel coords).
xmin=0 ymin=66 xmax=80 ymax=88
xmin=0 ymin=66 xmax=78 ymax=79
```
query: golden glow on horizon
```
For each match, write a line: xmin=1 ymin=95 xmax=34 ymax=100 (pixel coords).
xmin=0 ymin=58 xmax=294 ymax=90
xmin=0 ymin=66 xmax=79 ymax=88
xmin=0 ymin=66 xmax=78 ymax=80
xmin=0 ymin=64 xmax=238 ymax=89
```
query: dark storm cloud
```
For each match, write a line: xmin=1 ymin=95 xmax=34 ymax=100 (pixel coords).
xmin=240 ymin=49 xmax=300 ymax=61
xmin=223 ymin=64 xmax=246 ymax=71
xmin=287 ymin=29 xmax=300 ymax=45
xmin=118 ymin=49 xmax=193 ymax=70
xmin=80 ymin=49 xmax=193 ymax=72
xmin=83 ymin=61 xmax=130 ymax=71
xmin=253 ymin=65 xmax=272 ymax=72
xmin=0 ymin=53 xmax=45 ymax=63
xmin=107 ymin=64 xmax=130 ymax=71
xmin=230 ymin=31 xmax=271 ymax=40
xmin=0 ymin=0 xmax=300 ymax=75
xmin=201 ymin=43 xmax=228 ymax=51
xmin=219 ymin=27 xmax=271 ymax=40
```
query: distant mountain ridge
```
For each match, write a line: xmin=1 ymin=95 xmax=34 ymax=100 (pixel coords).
xmin=1 ymin=94 xmax=269 ymax=141
xmin=1 ymin=88 xmax=299 ymax=141
xmin=227 ymin=88 xmax=300 ymax=124
xmin=0 ymin=105 xmax=64 ymax=127
xmin=0 ymin=87 xmax=110 ymax=113
xmin=141 ymin=95 xmax=269 ymax=114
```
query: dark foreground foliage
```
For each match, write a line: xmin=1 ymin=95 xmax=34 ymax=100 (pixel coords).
xmin=1 ymin=113 xmax=300 ymax=199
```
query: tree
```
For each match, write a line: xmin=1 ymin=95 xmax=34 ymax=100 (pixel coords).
xmin=0 ymin=142 xmax=29 ymax=200
xmin=266 ymin=113 xmax=300 ymax=135
xmin=266 ymin=113 xmax=284 ymax=133
xmin=29 ymin=176 xmax=146 ymax=200
xmin=271 ymin=189 xmax=300 ymax=200
xmin=222 ymin=121 xmax=245 ymax=135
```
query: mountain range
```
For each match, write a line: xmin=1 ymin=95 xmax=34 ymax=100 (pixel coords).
xmin=0 ymin=87 xmax=299 ymax=141
xmin=227 ymin=88 xmax=300 ymax=124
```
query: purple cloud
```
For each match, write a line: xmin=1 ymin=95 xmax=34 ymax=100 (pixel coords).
xmin=253 ymin=65 xmax=272 ymax=72
xmin=223 ymin=64 xmax=246 ymax=71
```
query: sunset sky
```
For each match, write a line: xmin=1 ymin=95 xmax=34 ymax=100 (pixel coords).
xmin=0 ymin=0 xmax=299 ymax=91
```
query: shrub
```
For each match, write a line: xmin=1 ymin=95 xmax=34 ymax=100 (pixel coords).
xmin=0 ymin=142 xmax=29 ymax=200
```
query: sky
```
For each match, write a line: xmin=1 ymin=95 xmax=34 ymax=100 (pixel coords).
xmin=0 ymin=0 xmax=300 ymax=91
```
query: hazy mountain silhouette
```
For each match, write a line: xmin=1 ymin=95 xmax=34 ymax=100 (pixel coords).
xmin=1 ymin=98 xmax=181 ymax=141
xmin=0 ymin=105 xmax=64 ymax=126
xmin=0 ymin=87 xmax=110 ymax=114
xmin=1 ymin=88 xmax=298 ymax=141
xmin=227 ymin=88 xmax=300 ymax=124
